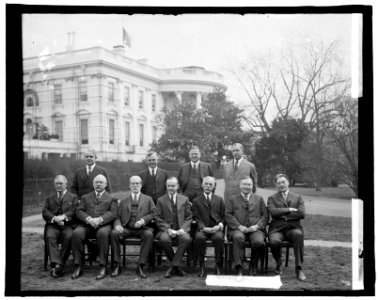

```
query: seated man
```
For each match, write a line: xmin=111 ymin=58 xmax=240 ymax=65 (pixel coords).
xmin=71 ymin=174 xmax=118 ymax=280
xmin=225 ymin=177 xmax=268 ymax=276
xmin=110 ymin=176 xmax=156 ymax=278
xmin=154 ymin=177 xmax=192 ymax=278
xmin=42 ymin=175 xmax=78 ymax=278
xmin=267 ymin=174 xmax=306 ymax=281
xmin=192 ymin=176 xmax=225 ymax=277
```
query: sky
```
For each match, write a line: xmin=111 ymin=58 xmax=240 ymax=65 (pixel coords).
xmin=22 ymin=13 xmax=354 ymax=114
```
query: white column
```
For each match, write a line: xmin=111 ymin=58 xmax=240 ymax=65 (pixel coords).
xmin=130 ymin=84 xmax=139 ymax=148
xmin=196 ymin=92 xmax=202 ymax=109
xmin=176 ymin=91 xmax=182 ymax=104
xmin=146 ymin=89 xmax=152 ymax=146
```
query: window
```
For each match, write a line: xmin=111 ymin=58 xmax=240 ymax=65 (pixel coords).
xmin=80 ymin=119 xmax=88 ymax=144
xmin=54 ymin=84 xmax=62 ymax=104
xmin=138 ymin=91 xmax=144 ymax=109
xmin=124 ymin=86 xmax=130 ymax=106
xmin=26 ymin=97 xmax=34 ymax=107
xmin=79 ymin=81 xmax=87 ymax=101
xmin=125 ymin=121 xmax=130 ymax=146
xmin=25 ymin=119 xmax=33 ymax=137
xmin=152 ymin=126 xmax=158 ymax=142
xmin=55 ymin=121 xmax=63 ymax=141
xmin=109 ymin=119 xmax=115 ymax=144
xmin=152 ymin=94 xmax=156 ymax=112
xmin=108 ymin=82 xmax=114 ymax=102
xmin=139 ymin=124 xmax=144 ymax=147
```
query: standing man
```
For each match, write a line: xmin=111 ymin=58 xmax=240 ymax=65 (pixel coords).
xmin=225 ymin=177 xmax=268 ymax=276
xmin=138 ymin=151 xmax=169 ymax=205
xmin=71 ymin=174 xmax=118 ymax=280
xmin=267 ymin=174 xmax=306 ymax=281
xmin=192 ymin=176 xmax=225 ymax=277
xmin=42 ymin=175 xmax=78 ymax=278
xmin=223 ymin=143 xmax=258 ymax=202
xmin=154 ymin=177 xmax=192 ymax=278
xmin=71 ymin=149 xmax=111 ymax=199
xmin=110 ymin=176 xmax=156 ymax=279
xmin=178 ymin=146 xmax=214 ymax=202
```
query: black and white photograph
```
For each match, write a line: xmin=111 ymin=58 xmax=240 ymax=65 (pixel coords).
xmin=4 ymin=2 xmax=374 ymax=296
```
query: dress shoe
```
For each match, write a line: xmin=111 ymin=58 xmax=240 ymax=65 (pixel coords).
xmin=52 ymin=265 xmax=65 ymax=278
xmin=111 ymin=264 xmax=121 ymax=277
xmin=214 ymin=264 xmax=221 ymax=276
xmin=164 ymin=267 xmax=173 ymax=278
xmin=175 ymin=266 xmax=186 ymax=276
xmin=236 ymin=265 xmax=243 ymax=276
xmin=136 ymin=264 xmax=147 ymax=279
xmin=96 ymin=266 xmax=108 ymax=280
xmin=71 ymin=265 xmax=82 ymax=280
xmin=296 ymin=269 xmax=306 ymax=281
xmin=198 ymin=263 xmax=206 ymax=277
xmin=275 ymin=264 xmax=282 ymax=275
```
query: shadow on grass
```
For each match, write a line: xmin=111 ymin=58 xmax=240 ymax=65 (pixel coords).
xmin=21 ymin=232 xmax=352 ymax=293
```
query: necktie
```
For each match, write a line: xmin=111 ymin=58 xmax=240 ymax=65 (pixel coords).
xmin=170 ymin=195 xmax=174 ymax=204
xmin=133 ymin=194 xmax=138 ymax=205
xmin=88 ymin=166 xmax=92 ymax=176
xmin=245 ymin=195 xmax=249 ymax=206
xmin=151 ymin=169 xmax=155 ymax=176
xmin=234 ymin=159 xmax=239 ymax=171
xmin=58 ymin=191 xmax=63 ymax=202
xmin=206 ymin=195 xmax=211 ymax=207
xmin=96 ymin=192 xmax=101 ymax=201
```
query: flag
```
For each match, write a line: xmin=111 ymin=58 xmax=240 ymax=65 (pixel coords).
xmin=122 ymin=26 xmax=131 ymax=47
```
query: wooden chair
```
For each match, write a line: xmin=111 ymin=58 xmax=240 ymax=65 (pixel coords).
xmin=264 ymin=240 xmax=293 ymax=273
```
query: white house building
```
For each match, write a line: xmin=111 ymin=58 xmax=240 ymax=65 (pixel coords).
xmin=23 ymin=45 xmax=226 ymax=161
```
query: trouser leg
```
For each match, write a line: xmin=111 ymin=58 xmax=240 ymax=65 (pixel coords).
xmin=159 ymin=232 xmax=174 ymax=262
xmin=194 ymin=231 xmax=207 ymax=264
xmin=45 ymin=224 xmax=62 ymax=266
xmin=60 ymin=226 xmax=73 ymax=266
xmin=96 ymin=225 xmax=112 ymax=266
xmin=171 ymin=233 xmax=190 ymax=267
xmin=71 ymin=225 xmax=91 ymax=265
xmin=285 ymin=229 xmax=304 ymax=267
xmin=249 ymin=231 xmax=265 ymax=267
xmin=211 ymin=231 xmax=224 ymax=265
xmin=231 ymin=230 xmax=245 ymax=268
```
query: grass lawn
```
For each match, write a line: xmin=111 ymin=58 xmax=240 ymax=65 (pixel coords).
xmin=289 ymin=186 xmax=355 ymax=200
xmin=20 ymin=230 xmax=352 ymax=293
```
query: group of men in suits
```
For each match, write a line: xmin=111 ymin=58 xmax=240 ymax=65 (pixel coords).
xmin=43 ymin=145 xmax=306 ymax=282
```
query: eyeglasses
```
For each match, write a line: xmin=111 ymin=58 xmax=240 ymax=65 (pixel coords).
xmin=86 ymin=155 xmax=94 ymax=158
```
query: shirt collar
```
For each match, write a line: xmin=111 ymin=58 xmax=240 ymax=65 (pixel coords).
xmin=132 ymin=192 xmax=141 ymax=199
xmin=149 ymin=167 xmax=157 ymax=174
xmin=58 ymin=190 xmax=67 ymax=196
xmin=204 ymin=192 xmax=212 ymax=199
xmin=241 ymin=192 xmax=251 ymax=200
xmin=88 ymin=163 xmax=96 ymax=171
xmin=96 ymin=190 xmax=105 ymax=197
xmin=281 ymin=190 xmax=289 ymax=197
xmin=191 ymin=161 xmax=199 ymax=168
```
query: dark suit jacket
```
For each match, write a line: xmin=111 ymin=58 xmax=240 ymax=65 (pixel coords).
xmin=138 ymin=168 xmax=169 ymax=200
xmin=192 ymin=194 xmax=225 ymax=230
xmin=178 ymin=161 xmax=213 ymax=192
xmin=76 ymin=191 xmax=117 ymax=226
xmin=71 ymin=165 xmax=111 ymax=198
xmin=223 ymin=158 xmax=258 ymax=201
xmin=225 ymin=193 xmax=268 ymax=232
xmin=267 ymin=191 xmax=305 ymax=234
xmin=114 ymin=193 xmax=156 ymax=228
xmin=42 ymin=191 xmax=78 ymax=226
xmin=154 ymin=194 xmax=193 ymax=237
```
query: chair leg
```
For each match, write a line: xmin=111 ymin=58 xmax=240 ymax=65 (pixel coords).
xmin=123 ymin=244 xmax=126 ymax=267
xmin=150 ymin=243 xmax=156 ymax=272
xmin=224 ymin=244 xmax=228 ymax=274
xmin=228 ymin=244 xmax=233 ymax=270
xmin=264 ymin=244 xmax=269 ymax=273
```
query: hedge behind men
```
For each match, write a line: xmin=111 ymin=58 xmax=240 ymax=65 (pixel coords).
xmin=192 ymin=176 xmax=225 ymax=277
xmin=138 ymin=152 xmax=169 ymax=204
xmin=71 ymin=174 xmax=118 ymax=280
xmin=110 ymin=176 xmax=156 ymax=279
xmin=225 ymin=177 xmax=268 ymax=276
xmin=71 ymin=149 xmax=111 ymax=198
xmin=223 ymin=143 xmax=258 ymax=202
xmin=178 ymin=146 xmax=213 ymax=202
xmin=42 ymin=175 xmax=78 ymax=278
xmin=267 ymin=174 xmax=306 ymax=281
xmin=154 ymin=177 xmax=193 ymax=278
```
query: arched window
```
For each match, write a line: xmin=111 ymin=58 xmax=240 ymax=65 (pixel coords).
xmin=26 ymin=97 xmax=34 ymax=107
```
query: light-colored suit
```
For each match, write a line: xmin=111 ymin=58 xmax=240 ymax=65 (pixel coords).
xmin=223 ymin=158 xmax=258 ymax=202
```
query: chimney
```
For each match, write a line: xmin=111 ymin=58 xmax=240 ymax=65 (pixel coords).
xmin=112 ymin=45 xmax=126 ymax=56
